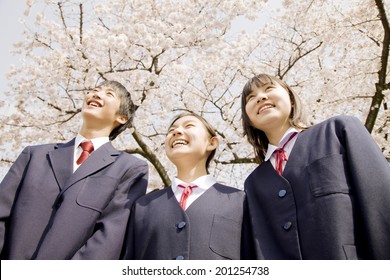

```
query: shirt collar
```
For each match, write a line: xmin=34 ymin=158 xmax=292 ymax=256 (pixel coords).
xmin=75 ymin=133 xmax=110 ymax=151
xmin=264 ymin=127 xmax=300 ymax=161
xmin=172 ymin=175 xmax=216 ymax=192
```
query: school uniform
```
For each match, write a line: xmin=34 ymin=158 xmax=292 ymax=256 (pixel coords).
xmin=0 ymin=136 xmax=148 ymax=259
xmin=124 ymin=175 xmax=248 ymax=260
xmin=245 ymin=115 xmax=390 ymax=259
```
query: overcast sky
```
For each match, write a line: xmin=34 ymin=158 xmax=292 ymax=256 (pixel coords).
xmin=0 ymin=1 xmax=25 ymax=101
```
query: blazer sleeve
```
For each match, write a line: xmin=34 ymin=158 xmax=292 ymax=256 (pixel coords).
xmin=120 ymin=197 xmax=138 ymax=260
xmin=240 ymin=195 xmax=258 ymax=260
xmin=341 ymin=116 xmax=390 ymax=259
xmin=0 ymin=147 xmax=31 ymax=254
xmin=71 ymin=161 xmax=148 ymax=260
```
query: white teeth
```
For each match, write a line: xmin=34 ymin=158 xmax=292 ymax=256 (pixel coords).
xmin=258 ymin=105 xmax=273 ymax=114
xmin=88 ymin=101 xmax=101 ymax=107
xmin=172 ymin=140 xmax=188 ymax=148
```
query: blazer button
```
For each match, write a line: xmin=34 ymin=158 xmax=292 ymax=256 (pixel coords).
xmin=176 ymin=221 xmax=186 ymax=229
xmin=175 ymin=255 xmax=185 ymax=260
xmin=278 ymin=189 xmax=287 ymax=198
xmin=283 ymin=221 xmax=292 ymax=230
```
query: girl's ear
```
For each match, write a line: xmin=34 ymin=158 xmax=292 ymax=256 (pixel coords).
xmin=116 ymin=114 xmax=128 ymax=125
xmin=207 ymin=137 xmax=219 ymax=152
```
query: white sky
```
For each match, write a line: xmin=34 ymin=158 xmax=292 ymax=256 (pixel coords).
xmin=0 ymin=1 xmax=26 ymax=102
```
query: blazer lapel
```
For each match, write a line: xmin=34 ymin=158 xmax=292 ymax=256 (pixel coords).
xmin=48 ymin=139 xmax=75 ymax=191
xmin=163 ymin=187 xmax=184 ymax=212
xmin=63 ymin=142 xmax=119 ymax=192
xmin=283 ymin=131 xmax=306 ymax=178
xmin=186 ymin=184 xmax=219 ymax=213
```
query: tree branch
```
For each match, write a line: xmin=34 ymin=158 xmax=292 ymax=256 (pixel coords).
xmin=79 ymin=3 xmax=83 ymax=44
xmin=281 ymin=40 xmax=323 ymax=79
xmin=131 ymin=128 xmax=171 ymax=187
xmin=57 ymin=2 xmax=73 ymax=41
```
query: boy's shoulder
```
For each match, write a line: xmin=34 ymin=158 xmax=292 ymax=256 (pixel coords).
xmin=116 ymin=150 xmax=147 ymax=166
xmin=22 ymin=141 xmax=69 ymax=153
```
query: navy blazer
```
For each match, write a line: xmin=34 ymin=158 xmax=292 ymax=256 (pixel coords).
xmin=245 ymin=115 xmax=390 ymax=259
xmin=124 ymin=183 xmax=248 ymax=260
xmin=0 ymin=139 xmax=148 ymax=259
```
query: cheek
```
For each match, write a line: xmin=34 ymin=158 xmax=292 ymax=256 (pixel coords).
xmin=82 ymin=95 xmax=89 ymax=105
xmin=281 ymin=98 xmax=293 ymax=114
xmin=245 ymin=102 xmax=251 ymax=114
xmin=164 ymin=138 xmax=170 ymax=151
xmin=245 ymin=102 xmax=256 ymax=118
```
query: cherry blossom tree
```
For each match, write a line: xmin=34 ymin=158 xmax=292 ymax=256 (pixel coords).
xmin=1 ymin=0 xmax=388 ymax=190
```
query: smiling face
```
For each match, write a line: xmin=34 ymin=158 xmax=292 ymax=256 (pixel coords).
xmin=244 ymin=81 xmax=293 ymax=136
xmin=165 ymin=114 xmax=218 ymax=170
xmin=241 ymin=74 xmax=307 ymax=162
xmin=81 ymin=85 xmax=127 ymax=133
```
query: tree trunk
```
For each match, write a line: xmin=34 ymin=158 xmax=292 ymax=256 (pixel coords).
xmin=365 ymin=0 xmax=389 ymax=132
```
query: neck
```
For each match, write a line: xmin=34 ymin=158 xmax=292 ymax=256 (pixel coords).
xmin=175 ymin=162 xmax=208 ymax=183
xmin=79 ymin=124 xmax=111 ymax=139
xmin=264 ymin=123 xmax=292 ymax=146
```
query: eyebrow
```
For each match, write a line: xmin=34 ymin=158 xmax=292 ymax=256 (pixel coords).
xmin=247 ymin=83 xmax=274 ymax=96
xmin=168 ymin=119 xmax=197 ymax=130
xmin=99 ymin=86 xmax=118 ymax=96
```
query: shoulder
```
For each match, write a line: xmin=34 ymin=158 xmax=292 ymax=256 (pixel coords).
xmin=211 ymin=184 xmax=246 ymax=206
xmin=303 ymin=115 xmax=365 ymax=138
xmin=312 ymin=115 xmax=362 ymax=130
xmin=212 ymin=183 xmax=244 ymax=195
xmin=118 ymin=151 xmax=148 ymax=166
xmin=19 ymin=137 xmax=75 ymax=151
xmin=135 ymin=187 xmax=171 ymax=205
xmin=107 ymin=144 xmax=148 ymax=170
xmin=22 ymin=142 xmax=68 ymax=153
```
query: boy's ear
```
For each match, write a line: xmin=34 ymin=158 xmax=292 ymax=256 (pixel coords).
xmin=207 ymin=137 xmax=219 ymax=151
xmin=116 ymin=114 xmax=128 ymax=125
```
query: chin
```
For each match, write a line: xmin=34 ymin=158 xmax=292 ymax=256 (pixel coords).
xmin=167 ymin=150 xmax=190 ymax=160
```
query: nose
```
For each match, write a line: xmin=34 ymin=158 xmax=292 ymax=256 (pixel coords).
xmin=92 ymin=91 xmax=102 ymax=99
xmin=86 ymin=89 xmax=102 ymax=99
xmin=255 ymin=91 xmax=267 ymax=103
xmin=172 ymin=128 xmax=183 ymax=137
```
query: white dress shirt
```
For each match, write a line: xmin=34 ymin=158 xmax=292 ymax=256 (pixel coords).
xmin=171 ymin=175 xmax=217 ymax=210
xmin=264 ymin=127 xmax=300 ymax=173
xmin=73 ymin=133 xmax=110 ymax=172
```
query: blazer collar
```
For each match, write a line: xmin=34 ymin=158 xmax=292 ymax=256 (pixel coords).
xmin=65 ymin=142 xmax=119 ymax=192
xmin=48 ymin=139 xmax=75 ymax=191
xmin=49 ymin=139 xmax=119 ymax=192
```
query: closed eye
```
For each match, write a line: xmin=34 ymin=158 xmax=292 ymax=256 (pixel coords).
xmin=246 ymin=93 xmax=255 ymax=102
xmin=106 ymin=91 xmax=115 ymax=97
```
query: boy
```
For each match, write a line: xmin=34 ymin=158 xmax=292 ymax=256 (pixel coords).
xmin=0 ymin=80 xmax=148 ymax=259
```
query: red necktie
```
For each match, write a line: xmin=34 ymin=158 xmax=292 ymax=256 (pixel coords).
xmin=178 ymin=184 xmax=197 ymax=210
xmin=76 ymin=141 xmax=94 ymax=165
xmin=274 ymin=132 xmax=298 ymax=175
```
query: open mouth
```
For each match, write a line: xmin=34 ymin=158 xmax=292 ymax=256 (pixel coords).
xmin=172 ymin=139 xmax=189 ymax=148
xmin=87 ymin=100 xmax=102 ymax=107
xmin=257 ymin=104 xmax=274 ymax=114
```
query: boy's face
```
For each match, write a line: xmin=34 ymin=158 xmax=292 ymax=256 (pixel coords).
xmin=165 ymin=115 xmax=217 ymax=166
xmin=81 ymin=85 xmax=127 ymax=130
